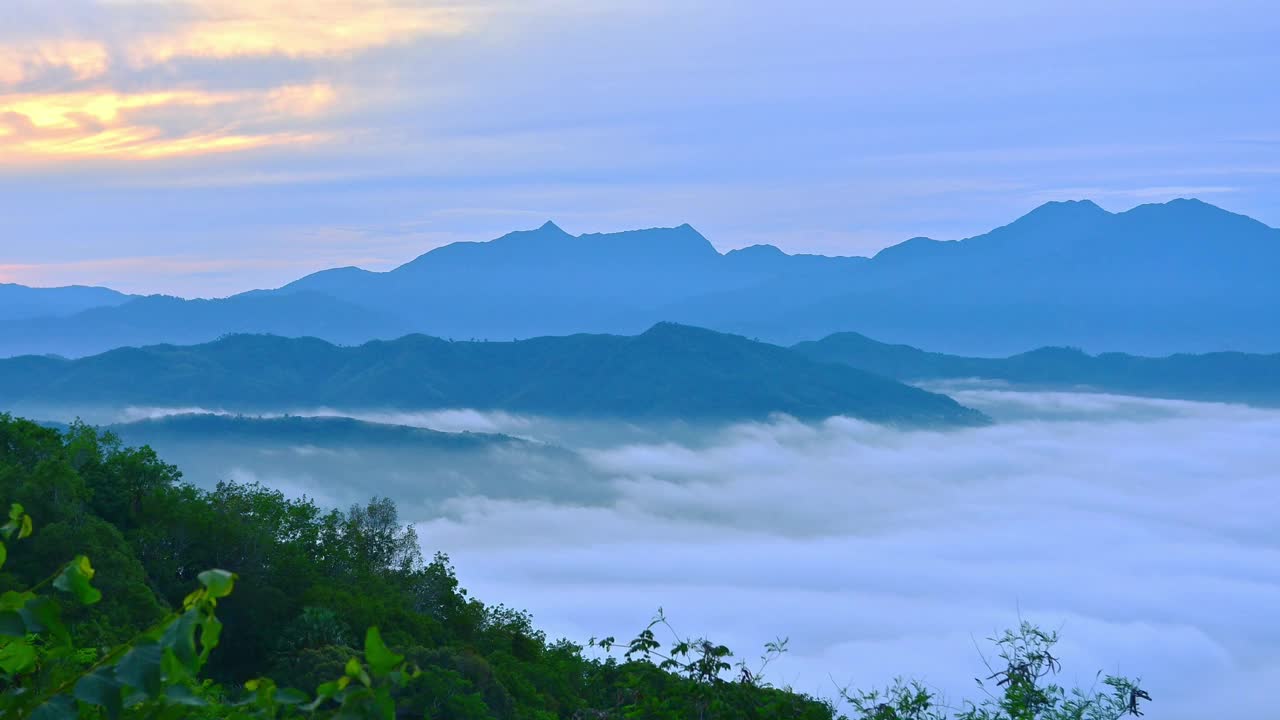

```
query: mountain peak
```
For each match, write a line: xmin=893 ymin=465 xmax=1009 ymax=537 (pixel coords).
xmin=574 ymin=224 xmax=719 ymax=261
xmin=1019 ymin=199 xmax=1109 ymax=223
xmin=637 ymin=321 xmax=737 ymax=344
xmin=1119 ymin=197 xmax=1260 ymax=224
xmin=727 ymin=244 xmax=789 ymax=258
xmin=481 ymin=220 xmax=575 ymax=247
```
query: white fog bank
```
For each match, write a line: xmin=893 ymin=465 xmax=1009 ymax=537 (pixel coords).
xmin=415 ymin=391 xmax=1280 ymax=718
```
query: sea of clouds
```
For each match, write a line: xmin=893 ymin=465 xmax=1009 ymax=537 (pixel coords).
xmin=411 ymin=390 xmax=1280 ymax=718
xmin=22 ymin=389 xmax=1280 ymax=716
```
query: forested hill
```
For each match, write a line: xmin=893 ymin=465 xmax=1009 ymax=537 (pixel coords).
xmin=0 ymin=323 xmax=987 ymax=426
xmin=0 ymin=413 xmax=837 ymax=718
xmin=793 ymin=331 xmax=1280 ymax=405
xmin=101 ymin=413 xmax=528 ymax=451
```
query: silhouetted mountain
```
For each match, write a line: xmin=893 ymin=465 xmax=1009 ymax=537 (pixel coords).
xmin=672 ymin=199 xmax=1280 ymax=354
xmin=267 ymin=222 xmax=757 ymax=340
xmin=0 ymin=283 xmax=133 ymax=322
xmin=0 ymin=324 xmax=987 ymax=425
xmin=0 ymin=291 xmax=412 ymax=358
xmin=4 ymin=198 xmax=1277 ymax=357
xmin=793 ymin=331 xmax=1280 ymax=405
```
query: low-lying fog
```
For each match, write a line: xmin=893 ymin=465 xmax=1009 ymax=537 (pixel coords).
xmin=23 ymin=390 xmax=1280 ymax=718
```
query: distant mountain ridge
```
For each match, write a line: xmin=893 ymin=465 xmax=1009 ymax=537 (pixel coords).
xmin=0 ymin=291 xmax=412 ymax=358
xmin=0 ymin=323 xmax=987 ymax=426
xmin=3 ymin=198 xmax=1277 ymax=357
xmin=0 ymin=283 xmax=133 ymax=323
xmin=793 ymin=331 xmax=1280 ymax=405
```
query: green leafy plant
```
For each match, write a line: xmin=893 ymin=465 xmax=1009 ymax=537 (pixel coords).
xmin=840 ymin=623 xmax=1150 ymax=720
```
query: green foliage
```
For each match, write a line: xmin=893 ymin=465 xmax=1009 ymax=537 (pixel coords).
xmin=0 ymin=413 xmax=1150 ymax=719
xmin=840 ymin=624 xmax=1149 ymax=720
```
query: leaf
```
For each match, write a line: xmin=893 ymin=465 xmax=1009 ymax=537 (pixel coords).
xmin=0 ymin=611 xmax=25 ymax=637
xmin=197 ymin=569 xmax=237 ymax=599
xmin=340 ymin=652 xmax=373 ymax=686
xmin=0 ymin=590 xmax=32 ymax=612
xmin=19 ymin=597 xmax=69 ymax=646
xmin=0 ymin=637 xmax=36 ymax=673
xmin=199 ymin=615 xmax=222 ymax=662
xmin=27 ymin=696 xmax=76 ymax=720
xmin=0 ymin=541 xmax=6 ymax=571
xmin=160 ymin=610 xmax=199 ymax=671
xmin=1 ymin=505 xmax=24 ymax=540
xmin=307 ymin=681 xmax=338 ymax=711
xmin=74 ymin=670 xmax=124 ymax=720
xmin=53 ymin=555 xmax=102 ymax=605
xmin=364 ymin=627 xmax=404 ymax=676
xmin=276 ymin=687 xmax=310 ymax=705
xmin=162 ymin=683 xmax=209 ymax=707
xmin=1 ymin=505 xmax=31 ymax=543
xmin=116 ymin=641 xmax=164 ymax=696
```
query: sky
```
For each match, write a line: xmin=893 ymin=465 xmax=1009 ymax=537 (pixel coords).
xmin=2 ymin=0 xmax=1279 ymax=296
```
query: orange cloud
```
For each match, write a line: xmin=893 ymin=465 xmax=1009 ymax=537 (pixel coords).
xmin=0 ymin=41 xmax=111 ymax=85
xmin=0 ymin=84 xmax=333 ymax=160
xmin=0 ymin=1 xmax=476 ymax=162
xmin=1 ymin=1 xmax=469 ymax=87
xmin=127 ymin=0 xmax=471 ymax=63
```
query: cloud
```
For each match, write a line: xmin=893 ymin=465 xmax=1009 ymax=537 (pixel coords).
xmin=21 ymin=391 xmax=1280 ymax=715
xmin=0 ymin=1 xmax=472 ymax=162
xmin=123 ymin=0 xmax=471 ymax=63
xmin=0 ymin=40 xmax=110 ymax=85
xmin=0 ymin=251 xmax=359 ymax=289
xmin=407 ymin=392 xmax=1280 ymax=718
xmin=0 ymin=83 xmax=333 ymax=160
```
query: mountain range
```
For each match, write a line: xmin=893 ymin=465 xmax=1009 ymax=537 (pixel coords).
xmin=793 ymin=332 xmax=1280 ymax=406
xmin=0 ymin=323 xmax=987 ymax=426
xmin=4 ymin=198 xmax=1278 ymax=357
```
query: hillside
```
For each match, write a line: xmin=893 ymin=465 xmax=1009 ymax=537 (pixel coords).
xmin=103 ymin=413 xmax=527 ymax=451
xmin=4 ymin=198 xmax=1278 ymax=358
xmin=0 ymin=413 xmax=839 ymax=719
xmin=0 ymin=324 xmax=987 ymax=426
xmin=793 ymin=331 xmax=1280 ymax=405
